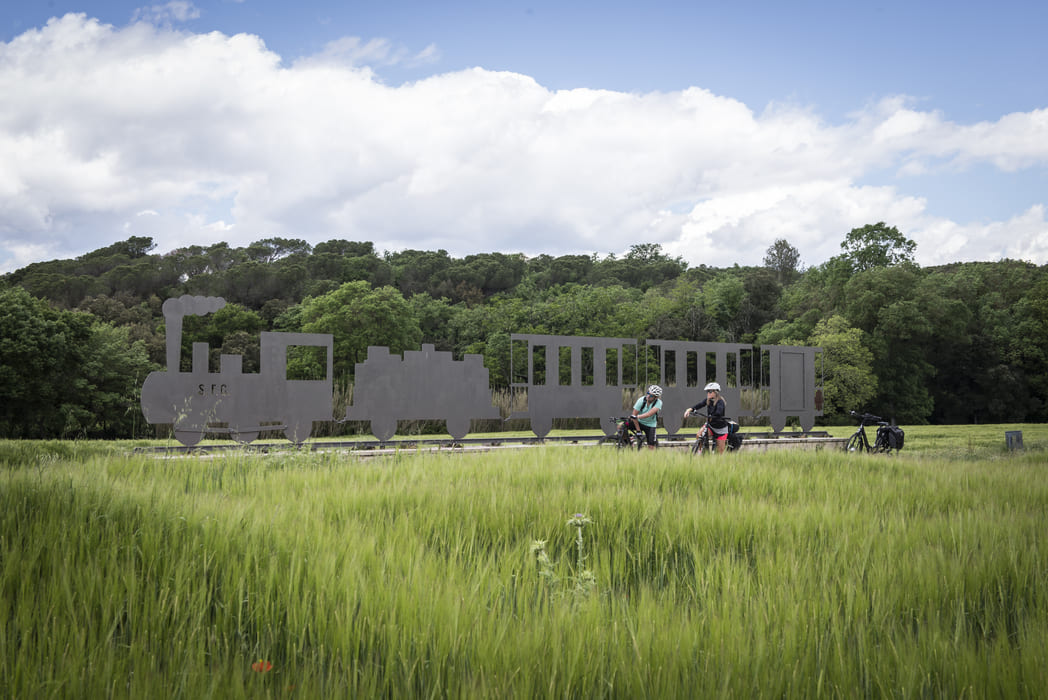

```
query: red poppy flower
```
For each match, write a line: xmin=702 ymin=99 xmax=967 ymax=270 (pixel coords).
xmin=252 ymin=660 xmax=273 ymax=673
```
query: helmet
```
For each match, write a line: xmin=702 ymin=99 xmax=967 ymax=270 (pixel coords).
xmin=704 ymin=382 xmax=721 ymax=392
xmin=646 ymin=384 xmax=663 ymax=397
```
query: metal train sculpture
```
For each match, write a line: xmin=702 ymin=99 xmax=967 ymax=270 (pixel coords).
xmin=508 ymin=334 xmax=823 ymax=437
xmin=140 ymin=296 xmax=822 ymax=446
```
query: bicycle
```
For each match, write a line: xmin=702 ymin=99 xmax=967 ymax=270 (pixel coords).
xmin=689 ymin=413 xmax=741 ymax=455
xmin=612 ymin=416 xmax=646 ymax=450
xmin=846 ymin=410 xmax=904 ymax=453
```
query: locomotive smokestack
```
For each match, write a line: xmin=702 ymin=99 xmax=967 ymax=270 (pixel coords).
xmin=162 ymin=298 xmax=183 ymax=372
xmin=162 ymin=295 xmax=226 ymax=372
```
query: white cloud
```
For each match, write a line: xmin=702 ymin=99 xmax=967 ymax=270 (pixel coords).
xmin=1 ymin=13 xmax=1046 ymax=274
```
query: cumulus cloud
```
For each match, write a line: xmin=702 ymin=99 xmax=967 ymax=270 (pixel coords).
xmin=1 ymin=13 xmax=1046 ymax=274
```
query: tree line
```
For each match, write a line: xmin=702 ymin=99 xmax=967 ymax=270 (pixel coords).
xmin=2 ymin=224 xmax=1046 ymax=439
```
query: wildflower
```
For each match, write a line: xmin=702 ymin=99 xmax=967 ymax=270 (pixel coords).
xmin=567 ymin=513 xmax=592 ymax=528
xmin=252 ymin=660 xmax=273 ymax=673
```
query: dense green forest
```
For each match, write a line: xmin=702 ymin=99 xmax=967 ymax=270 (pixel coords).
xmin=2 ymin=223 xmax=1046 ymax=439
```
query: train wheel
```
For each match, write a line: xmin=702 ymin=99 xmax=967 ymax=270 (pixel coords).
xmin=370 ymin=418 xmax=396 ymax=442
xmin=284 ymin=421 xmax=312 ymax=444
xmin=173 ymin=429 xmax=203 ymax=447
xmin=530 ymin=417 xmax=552 ymax=439
xmin=446 ymin=416 xmax=470 ymax=440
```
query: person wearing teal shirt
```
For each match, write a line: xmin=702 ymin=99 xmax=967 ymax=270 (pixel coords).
xmin=630 ymin=384 xmax=663 ymax=449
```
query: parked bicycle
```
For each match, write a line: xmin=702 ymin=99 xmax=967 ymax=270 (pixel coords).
xmin=846 ymin=410 xmax=905 ymax=453
xmin=689 ymin=412 xmax=742 ymax=455
xmin=612 ymin=416 xmax=645 ymax=450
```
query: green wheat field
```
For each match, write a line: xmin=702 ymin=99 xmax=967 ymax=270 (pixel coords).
xmin=3 ymin=424 xmax=1047 ymax=698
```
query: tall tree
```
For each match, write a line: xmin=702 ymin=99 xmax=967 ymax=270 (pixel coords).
xmin=806 ymin=315 xmax=878 ymax=418
xmin=0 ymin=288 xmax=87 ymax=437
xmin=841 ymin=222 xmax=916 ymax=272
xmin=386 ymin=249 xmax=453 ymax=297
xmin=244 ymin=237 xmax=312 ymax=263
xmin=296 ymin=281 xmax=422 ymax=376
xmin=763 ymin=238 xmax=801 ymax=284
xmin=67 ymin=322 xmax=155 ymax=438
xmin=0 ymin=287 xmax=152 ymax=438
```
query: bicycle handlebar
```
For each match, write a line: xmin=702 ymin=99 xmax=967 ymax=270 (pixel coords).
xmin=849 ymin=410 xmax=884 ymax=424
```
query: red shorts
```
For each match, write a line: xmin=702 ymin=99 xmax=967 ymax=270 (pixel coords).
xmin=700 ymin=426 xmax=727 ymax=441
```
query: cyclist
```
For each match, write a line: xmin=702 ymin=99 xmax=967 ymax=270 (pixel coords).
xmin=684 ymin=381 xmax=729 ymax=454
xmin=630 ymin=385 xmax=663 ymax=449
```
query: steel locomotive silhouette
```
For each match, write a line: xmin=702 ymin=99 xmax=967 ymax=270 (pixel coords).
xmin=140 ymin=295 xmax=334 ymax=446
xmin=141 ymin=295 xmax=500 ymax=446
xmin=140 ymin=296 xmax=822 ymax=446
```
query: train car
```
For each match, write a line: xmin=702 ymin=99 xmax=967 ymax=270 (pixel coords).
xmin=757 ymin=344 xmax=824 ymax=432
xmin=508 ymin=333 xmax=640 ymax=438
xmin=343 ymin=344 xmax=500 ymax=441
xmin=643 ymin=339 xmax=755 ymax=435
xmin=140 ymin=295 xmax=334 ymax=446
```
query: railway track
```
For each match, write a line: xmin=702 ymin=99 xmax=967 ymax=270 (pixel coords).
xmin=134 ymin=431 xmax=831 ymax=456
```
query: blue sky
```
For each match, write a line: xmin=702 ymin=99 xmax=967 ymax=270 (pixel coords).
xmin=2 ymin=0 xmax=1046 ymax=273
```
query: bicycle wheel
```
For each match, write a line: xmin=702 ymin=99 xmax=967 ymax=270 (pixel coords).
xmin=635 ymin=432 xmax=645 ymax=451
xmin=691 ymin=433 xmax=708 ymax=455
xmin=873 ymin=432 xmax=890 ymax=453
xmin=846 ymin=433 xmax=864 ymax=453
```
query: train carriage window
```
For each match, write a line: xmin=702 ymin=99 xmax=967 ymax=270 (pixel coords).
xmin=740 ymin=348 xmax=755 ymax=387
xmin=664 ymin=350 xmax=676 ymax=388
xmin=580 ymin=346 xmax=594 ymax=386
xmin=706 ymin=352 xmax=717 ymax=387
xmin=605 ymin=348 xmax=619 ymax=386
xmin=287 ymin=345 xmax=327 ymax=380
xmin=532 ymin=344 xmax=546 ymax=386
xmin=621 ymin=343 xmax=639 ymax=387
xmin=686 ymin=351 xmax=698 ymax=387
xmin=726 ymin=353 xmax=737 ymax=388
xmin=751 ymin=348 xmax=771 ymax=412
xmin=558 ymin=346 xmax=572 ymax=386
xmin=511 ymin=338 xmax=529 ymax=384
xmin=640 ymin=344 xmax=658 ymax=388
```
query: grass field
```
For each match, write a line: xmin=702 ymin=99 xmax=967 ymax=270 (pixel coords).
xmin=2 ymin=424 xmax=1047 ymax=698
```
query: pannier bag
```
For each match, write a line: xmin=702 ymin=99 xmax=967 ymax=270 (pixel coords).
xmin=878 ymin=425 xmax=905 ymax=451
xmin=726 ymin=420 xmax=742 ymax=450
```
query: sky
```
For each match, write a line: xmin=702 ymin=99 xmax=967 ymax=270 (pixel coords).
xmin=1 ymin=0 xmax=1047 ymax=275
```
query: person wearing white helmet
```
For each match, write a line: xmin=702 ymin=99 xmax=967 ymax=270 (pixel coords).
xmin=630 ymin=384 xmax=663 ymax=449
xmin=684 ymin=381 xmax=729 ymax=453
